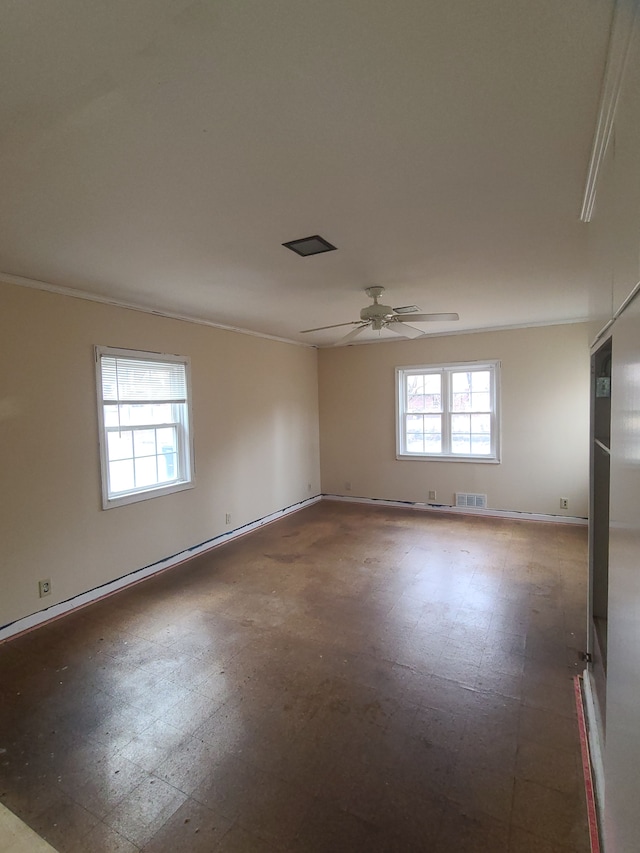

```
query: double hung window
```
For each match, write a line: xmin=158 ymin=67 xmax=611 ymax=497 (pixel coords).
xmin=396 ymin=361 xmax=500 ymax=461
xmin=96 ymin=346 xmax=194 ymax=508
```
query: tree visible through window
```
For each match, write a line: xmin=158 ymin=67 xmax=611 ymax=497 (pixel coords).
xmin=397 ymin=362 xmax=500 ymax=461
xmin=96 ymin=347 xmax=194 ymax=508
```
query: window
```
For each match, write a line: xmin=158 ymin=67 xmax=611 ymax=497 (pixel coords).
xmin=96 ymin=346 xmax=194 ymax=508
xmin=396 ymin=361 xmax=500 ymax=461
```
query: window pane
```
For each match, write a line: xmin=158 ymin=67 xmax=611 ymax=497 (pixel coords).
xmin=109 ymin=459 xmax=134 ymax=493
xmin=156 ymin=427 xmax=176 ymax=451
xmin=407 ymin=374 xmax=441 ymax=413
xmin=104 ymin=405 xmax=120 ymax=428
xmin=134 ymin=429 xmax=157 ymax=458
xmin=425 ymin=392 xmax=441 ymax=412
xmin=408 ymin=394 xmax=441 ymax=413
xmin=471 ymin=392 xmax=491 ymax=412
xmin=406 ymin=414 xmax=441 ymax=453
xmin=158 ymin=452 xmax=178 ymax=482
xmin=407 ymin=433 xmax=424 ymax=453
xmin=451 ymin=414 xmax=470 ymax=434
xmin=471 ymin=371 xmax=491 ymax=393
xmin=406 ymin=414 xmax=424 ymax=451
xmin=135 ymin=456 xmax=158 ymax=488
xmin=451 ymin=392 xmax=471 ymax=412
xmin=451 ymin=410 xmax=471 ymax=454
xmin=113 ymin=403 xmax=175 ymax=427
xmin=407 ymin=393 xmax=425 ymax=413
xmin=423 ymin=374 xmax=440 ymax=394
xmin=107 ymin=430 xmax=133 ymax=462
xmin=126 ymin=403 xmax=174 ymax=427
xmin=424 ymin=434 xmax=442 ymax=453
xmin=423 ymin=416 xmax=441 ymax=433
xmin=452 ymin=372 xmax=472 ymax=393
xmin=471 ymin=414 xmax=491 ymax=433
xmin=452 ymin=433 xmax=471 ymax=454
xmin=407 ymin=375 xmax=424 ymax=396
xmin=471 ymin=434 xmax=491 ymax=454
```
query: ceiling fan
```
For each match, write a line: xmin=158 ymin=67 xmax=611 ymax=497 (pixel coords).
xmin=300 ymin=286 xmax=459 ymax=344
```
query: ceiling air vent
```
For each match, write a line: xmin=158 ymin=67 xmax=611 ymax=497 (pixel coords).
xmin=282 ymin=235 xmax=337 ymax=257
xmin=455 ymin=493 xmax=487 ymax=509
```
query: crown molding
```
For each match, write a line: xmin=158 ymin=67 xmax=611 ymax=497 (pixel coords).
xmin=0 ymin=270 xmax=593 ymax=350
xmin=0 ymin=271 xmax=311 ymax=348
xmin=580 ymin=0 xmax=640 ymax=222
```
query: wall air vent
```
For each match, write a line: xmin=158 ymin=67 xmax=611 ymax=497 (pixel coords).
xmin=455 ymin=493 xmax=487 ymax=509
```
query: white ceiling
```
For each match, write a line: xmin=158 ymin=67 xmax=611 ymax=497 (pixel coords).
xmin=0 ymin=0 xmax=613 ymax=345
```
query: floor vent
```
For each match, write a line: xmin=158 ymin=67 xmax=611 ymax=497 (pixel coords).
xmin=455 ymin=492 xmax=487 ymax=509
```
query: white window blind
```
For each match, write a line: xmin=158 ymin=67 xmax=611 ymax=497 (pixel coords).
xmin=100 ymin=356 xmax=187 ymax=403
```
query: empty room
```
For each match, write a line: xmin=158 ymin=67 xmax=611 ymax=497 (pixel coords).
xmin=1 ymin=2 xmax=639 ymax=852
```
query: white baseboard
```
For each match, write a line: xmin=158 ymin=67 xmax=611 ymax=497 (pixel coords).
xmin=582 ymin=669 xmax=606 ymax=821
xmin=0 ymin=491 xmax=586 ymax=643
xmin=323 ymin=493 xmax=587 ymax=525
xmin=0 ymin=495 xmax=321 ymax=642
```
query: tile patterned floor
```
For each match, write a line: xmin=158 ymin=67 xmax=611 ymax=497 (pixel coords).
xmin=0 ymin=501 xmax=590 ymax=851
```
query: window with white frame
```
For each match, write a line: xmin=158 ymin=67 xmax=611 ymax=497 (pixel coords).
xmin=396 ymin=361 xmax=500 ymax=461
xmin=96 ymin=346 xmax=194 ymax=508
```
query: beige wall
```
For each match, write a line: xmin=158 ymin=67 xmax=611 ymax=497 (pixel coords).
xmin=319 ymin=323 xmax=590 ymax=516
xmin=0 ymin=281 xmax=320 ymax=628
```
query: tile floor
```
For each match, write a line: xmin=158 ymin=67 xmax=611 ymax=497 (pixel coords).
xmin=0 ymin=501 xmax=590 ymax=852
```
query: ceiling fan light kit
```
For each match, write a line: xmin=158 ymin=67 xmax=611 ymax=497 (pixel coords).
xmin=300 ymin=287 xmax=459 ymax=344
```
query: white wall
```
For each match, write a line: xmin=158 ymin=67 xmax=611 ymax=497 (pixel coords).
xmin=0 ymin=281 xmax=320 ymax=629
xmin=586 ymin=16 xmax=640 ymax=852
xmin=318 ymin=323 xmax=591 ymax=517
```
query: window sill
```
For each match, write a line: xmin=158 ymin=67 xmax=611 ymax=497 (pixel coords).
xmin=396 ymin=454 xmax=500 ymax=464
xmin=102 ymin=479 xmax=194 ymax=510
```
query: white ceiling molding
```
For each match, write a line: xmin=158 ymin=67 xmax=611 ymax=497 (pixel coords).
xmin=0 ymin=272 xmax=309 ymax=348
xmin=580 ymin=0 xmax=640 ymax=222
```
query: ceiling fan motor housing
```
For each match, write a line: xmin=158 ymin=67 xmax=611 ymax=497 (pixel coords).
xmin=360 ymin=303 xmax=394 ymax=321
xmin=361 ymin=286 xmax=393 ymax=326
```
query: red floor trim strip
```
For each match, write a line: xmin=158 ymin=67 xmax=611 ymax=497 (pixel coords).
xmin=574 ymin=675 xmax=601 ymax=853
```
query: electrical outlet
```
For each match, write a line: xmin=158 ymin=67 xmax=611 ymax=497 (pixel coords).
xmin=225 ymin=512 xmax=232 ymax=525
xmin=345 ymin=481 xmax=352 ymax=491
xmin=307 ymin=482 xmax=312 ymax=492
xmin=428 ymin=490 xmax=437 ymax=502
xmin=560 ymin=497 xmax=569 ymax=509
xmin=38 ymin=579 xmax=51 ymax=598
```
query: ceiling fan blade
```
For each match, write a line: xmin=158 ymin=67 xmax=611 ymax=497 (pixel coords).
xmin=386 ymin=322 xmax=423 ymax=338
xmin=334 ymin=324 xmax=369 ymax=345
xmin=300 ymin=321 xmax=361 ymax=333
xmin=394 ymin=312 xmax=459 ymax=322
